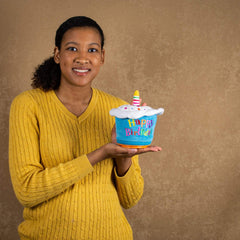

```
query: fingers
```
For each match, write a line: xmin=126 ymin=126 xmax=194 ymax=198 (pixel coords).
xmin=146 ymin=146 xmax=162 ymax=151
xmin=111 ymin=124 xmax=117 ymax=144
xmin=136 ymin=146 xmax=162 ymax=154
xmin=106 ymin=143 xmax=135 ymax=158
xmin=106 ymin=143 xmax=162 ymax=159
xmin=115 ymin=145 xmax=137 ymax=156
xmin=115 ymin=144 xmax=162 ymax=157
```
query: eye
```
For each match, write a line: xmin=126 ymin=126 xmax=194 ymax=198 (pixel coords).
xmin=67 ymin=47 xmax=77 ymax=52
xmin=88 ymin=48 xmax=98 ymax=53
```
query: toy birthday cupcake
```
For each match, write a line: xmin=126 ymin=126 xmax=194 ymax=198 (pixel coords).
xmin=110 ymin=90 xmax=164 ymax=148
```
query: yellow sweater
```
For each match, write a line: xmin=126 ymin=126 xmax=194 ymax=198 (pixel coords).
xmin=9 ymin=88 xmax=144 ymax=240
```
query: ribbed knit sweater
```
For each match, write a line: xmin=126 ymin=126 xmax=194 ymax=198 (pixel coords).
xmin=9 ymin=88 xmax=144 ymax=240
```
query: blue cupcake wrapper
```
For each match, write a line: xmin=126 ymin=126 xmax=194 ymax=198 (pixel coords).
xmin=115 ymin=115 xmax=157 ymax=146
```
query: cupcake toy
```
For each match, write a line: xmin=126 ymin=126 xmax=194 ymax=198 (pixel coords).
xmin=110 ymin=91 xmax=164 ymax=148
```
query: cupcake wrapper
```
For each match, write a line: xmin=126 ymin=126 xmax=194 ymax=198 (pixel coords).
xmin=115 ymin=115 xmax=157 ymax=147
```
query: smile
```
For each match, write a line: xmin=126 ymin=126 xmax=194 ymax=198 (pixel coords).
xmin=73 ymin=68 xmax=90 ymax=73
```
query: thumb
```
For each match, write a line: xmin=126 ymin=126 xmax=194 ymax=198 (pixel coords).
xmin=128 ymin=148 xmax=137 ymax=154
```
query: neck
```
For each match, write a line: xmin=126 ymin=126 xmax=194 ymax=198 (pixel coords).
xmin=55 ymin=84 xmax=93 ymax=105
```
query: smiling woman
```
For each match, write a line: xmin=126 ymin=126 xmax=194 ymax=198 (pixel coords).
xmin=8 ymin=16 xmax=161 ymax=240
xmin=54 ymin=27 xmax=105 ymax=91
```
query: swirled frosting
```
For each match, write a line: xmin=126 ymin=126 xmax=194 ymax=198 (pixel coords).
xmin=110 ymin=105 xmax=164 ymax=119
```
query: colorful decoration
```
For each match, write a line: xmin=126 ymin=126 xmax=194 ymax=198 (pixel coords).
xmin=132 ymin=90 xmax=141 ymax=106
xmin=110 ymin=90 xmax=164 ymax=148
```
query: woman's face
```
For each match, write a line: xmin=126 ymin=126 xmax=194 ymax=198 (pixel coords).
xmin=54 ymin=27 xmax=105 ymax=89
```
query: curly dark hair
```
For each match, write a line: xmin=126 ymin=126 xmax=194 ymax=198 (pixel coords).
xmin=31 ymin=16 xmax=105 ymax=91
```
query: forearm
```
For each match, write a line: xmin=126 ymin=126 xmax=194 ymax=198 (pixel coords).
xmin=9 ymin=154 xmax=93 ymax=208
xmin=87 ymin=145 xmax=107 ymax=166
xmin=115 ymin=158 xmax=132 ymax=176
xmin=10 ymin=142 xmax=131 ymax=208
xmin=114 ymin=155 xmax=144 ymax=209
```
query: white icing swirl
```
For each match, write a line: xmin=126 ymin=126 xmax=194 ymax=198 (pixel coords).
xmin=110 ymin=105 xmax=164 ymax=119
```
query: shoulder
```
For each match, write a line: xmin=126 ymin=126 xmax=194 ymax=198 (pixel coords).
xmin=94 ymin=88 xmax=128 ymax=107
xmin=10 ymin=88 xmax=48 ymax=111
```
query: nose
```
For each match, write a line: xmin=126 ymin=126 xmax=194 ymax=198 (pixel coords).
xmin=74 ymin=58 xmax=89 ymax=64
xmin=74 ymin=52 xmax=89 ymax=64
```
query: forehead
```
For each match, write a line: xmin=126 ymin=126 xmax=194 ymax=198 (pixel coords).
xmin=61 ymin=27 xmax=101 ymax=44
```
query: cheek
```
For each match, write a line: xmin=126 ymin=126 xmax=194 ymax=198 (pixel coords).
xmin=60 ymin=53 xmax=72 ymax=65
xmin=93 ymin=56 xmax=103 ymax=66
xmin=60 ymin=59 xmax=69 ymax=68
xmin=59 ymin=62 xmax=70 ymax=75
xmin=59 ymin=63 xmax=66 ymax=71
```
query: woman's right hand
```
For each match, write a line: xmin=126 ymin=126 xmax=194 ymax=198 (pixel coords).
xmin=87 ymin=143 xmax=137 ymax=166
xmin=104 ymin=143 xmax=138 ymax=159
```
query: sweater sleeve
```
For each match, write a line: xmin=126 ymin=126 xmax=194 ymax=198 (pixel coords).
xmin=114 ymin=155 xmax=144 ymax=209
xmin=9 ymin=93 xmax=94 ymax=208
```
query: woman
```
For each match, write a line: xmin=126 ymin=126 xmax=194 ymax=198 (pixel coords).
xmin=9 ymin=16 xmax=161 ymax=240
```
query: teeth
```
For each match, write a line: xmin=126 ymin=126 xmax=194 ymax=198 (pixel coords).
xmin=73 ymin=69 xmax=89 ymax=73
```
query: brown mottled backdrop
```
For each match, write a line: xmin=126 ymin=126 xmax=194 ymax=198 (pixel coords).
xmin=1 ymin=0 xmax=240 ymax=239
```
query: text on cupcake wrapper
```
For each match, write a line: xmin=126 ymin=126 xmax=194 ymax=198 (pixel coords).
xmin=125 ymin=119 xmax=154 ymax=136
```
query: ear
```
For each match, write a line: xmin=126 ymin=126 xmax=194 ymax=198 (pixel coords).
xmin=54 ymin=47 xmax=60 ymax=64
xmin=100 ymin=48 xmax=105 ymax=64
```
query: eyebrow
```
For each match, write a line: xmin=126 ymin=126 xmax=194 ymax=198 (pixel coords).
xmin=64 ymin=41 xmax=101 ymax=47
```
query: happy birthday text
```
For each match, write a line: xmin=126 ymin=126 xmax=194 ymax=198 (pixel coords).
xmin=125 ymin=119 xmax=153 ymax=136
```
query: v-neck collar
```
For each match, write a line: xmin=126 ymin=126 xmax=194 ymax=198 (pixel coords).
xmin=49 ymin=88 xmax=98 ymax=122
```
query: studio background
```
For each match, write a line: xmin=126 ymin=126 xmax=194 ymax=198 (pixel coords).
xmin=1 ymin=0 xmax=240 ymax=239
